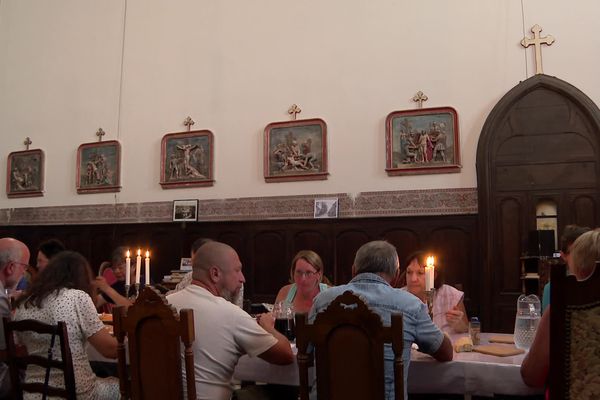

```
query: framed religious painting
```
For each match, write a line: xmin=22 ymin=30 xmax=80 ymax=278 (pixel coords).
xmin=385 ymin=107 xmax=461 ymax=175
xmin=264 ymin=118 xmax=328 ymax=182
xmin=160 ymin=130 xmax=214 ymax=189
xmin=76 ymin=140 xmax=122 ymax=194
xmin=6 ymin=149 xmax=45 ymax=198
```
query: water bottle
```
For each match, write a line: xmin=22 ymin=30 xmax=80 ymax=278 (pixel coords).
xmin=513 ymin=294 xmax=541 ymax=350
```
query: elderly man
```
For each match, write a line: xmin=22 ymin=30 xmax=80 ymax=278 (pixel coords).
xmin=0 ymin=237 xmax=31 ymax=398
xmin=309 ymin=240 xmax=453 ymax=399
xmin=167 ymin=241 xmax=294 ymax=400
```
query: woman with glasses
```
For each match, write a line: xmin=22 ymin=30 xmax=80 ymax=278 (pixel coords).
xmin=274 ymin=250 xmax=328 ymax=314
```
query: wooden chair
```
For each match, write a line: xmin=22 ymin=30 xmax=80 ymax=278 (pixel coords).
xmin=112 ymin=286 xmax=196 ymax=400
xmin=549 ymin=262 xmax=600 ymax=400
xmin=295 ymin=290 xmax=404 ymax=400
xmin=3 ymin=318 xmax=76 ymax=399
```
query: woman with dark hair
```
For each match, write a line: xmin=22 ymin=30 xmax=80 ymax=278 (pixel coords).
xmin=402 ymin=250 xmax=469 ymax=333
xmin=16 ymin=238 xmax=66 ymax=290
xmin=14 ymin=251 xmax=119 ymax=399
xmin=94 ymin=246 xmax=135 ymax=310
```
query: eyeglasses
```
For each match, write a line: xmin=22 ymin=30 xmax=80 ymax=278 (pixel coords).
xmin=294 ymin=270 xmax=318 ymax=278
xmin=12 ymin=261 xmax=31 ymax=270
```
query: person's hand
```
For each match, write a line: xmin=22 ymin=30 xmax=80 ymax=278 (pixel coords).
xmin=446 ymin=306 xmax=464 ymax=329
xmin=256 ymin=312 xmax=275 ymax=331
xmin=93 ymin=276 xmax=110 ymax=292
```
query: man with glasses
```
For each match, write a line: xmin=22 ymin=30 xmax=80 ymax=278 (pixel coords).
xmin=0 ymin=237 xmax=31 ymax=398
xmin=167 ymin=241 xmax=294 ymax=400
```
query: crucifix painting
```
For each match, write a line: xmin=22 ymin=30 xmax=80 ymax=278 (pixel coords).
xmin=160 ymin=130 xmax=214 ymax=189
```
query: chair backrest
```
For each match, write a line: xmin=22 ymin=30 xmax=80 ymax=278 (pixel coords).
xmin=295 ymin=290 xmax=404 ymax=400
xmin=549 ymin=262 xmax=600 ymax=400
xmin=3 ymin=318 xmax=76 ymax=400
xmin=113 ymin=286 xmax=195 ymax=400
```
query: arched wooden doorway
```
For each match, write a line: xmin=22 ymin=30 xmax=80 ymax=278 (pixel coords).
xmin=477 ymin=74 xmax=600 ymax=332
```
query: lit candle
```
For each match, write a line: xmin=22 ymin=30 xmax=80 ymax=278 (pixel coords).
xmin=125 ymin=250 xmax=131 ymax=286
xmin=135 ymin=249 xmax=142 ymax=285
xmin=145 ymin=250 xmax=150 ymax=285
xmin=425 ymin=256 xmax=435 ymax=291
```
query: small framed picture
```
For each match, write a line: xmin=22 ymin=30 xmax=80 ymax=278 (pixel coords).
xmin=264 ymin=118 xmax=328 ymax=182
xmin=385 ymin=106 xmax=461 ymax=176
xmin=76 ymin=140 xmax=122 ymax=194
xmin=314 ymin=198 xmax=338 ymax=219
xmin=180 ymin=257 xmax=192 ymax=271
xmin=6 ymin=149 xmax=45 ymax=198
xmin=160 ymin=130 xmax=214 ymax=189
xmin=173 ymin=199 xmax=198 ymax=222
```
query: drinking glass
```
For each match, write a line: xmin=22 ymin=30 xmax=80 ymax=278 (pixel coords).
xmin=273 ymin=301 xmax=295 ymax=341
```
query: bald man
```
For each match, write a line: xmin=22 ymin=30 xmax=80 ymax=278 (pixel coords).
xmin=0 ymin=237 xmax=31 ymax=397
xmin=167 ymin=241 xmax=293 ymax=400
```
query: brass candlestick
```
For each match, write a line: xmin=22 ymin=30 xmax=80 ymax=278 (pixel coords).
xmin=425 ymin=289 xmax=434 ymax=319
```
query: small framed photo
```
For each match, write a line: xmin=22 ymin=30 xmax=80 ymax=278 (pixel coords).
xmin=160 ymin=130 xmax=214 ymax=189
xmin=264 ymin=118 xmax=328 ymax=183
xmin=173 ymin=199 xmax=198 ymax=222
xmin=314 ymin=198 xmax=338 ymax=219
xmin=6 ymin=149 xmax=45 ymax=198
xmin=180 ymin=257 xmax=192 ymax=271
xmin=76 ymin=140 xmax=121 ymax=194
xmin=385 ymin=107 xmax=461 ymax=176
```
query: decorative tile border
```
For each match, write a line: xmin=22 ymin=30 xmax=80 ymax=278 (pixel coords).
xmin=0 ymin=187 xmax=477 ymax=225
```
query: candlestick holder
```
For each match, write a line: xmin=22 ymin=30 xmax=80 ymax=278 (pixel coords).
xmin=425 ymin=289 xmax=434 ymax=320
xmin=124 ymin=284 xmax=130 ymax=300
xmin=134 ymin=283 xmax=141 ymax=300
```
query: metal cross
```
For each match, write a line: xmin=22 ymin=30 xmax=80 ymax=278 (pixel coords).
xmin=288 ymin=104 xmax=302 ymax=120
xmin=412 ymin=91 xmax=428 ymax=108
xmin=96 ymin=128 xmax=106 ymax=142
xmin=521 ymin=24 xmax=555 ymax=75
xmin=24 ymin=137 xmax=32 ymax=150
xmin=183 ymin=116 xmax=195 ymax=131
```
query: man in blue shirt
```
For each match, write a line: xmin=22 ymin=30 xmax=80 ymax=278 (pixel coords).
xmin=309 ymin=240 xmax=453 ymax=399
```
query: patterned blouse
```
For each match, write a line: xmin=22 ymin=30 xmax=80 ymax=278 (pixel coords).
xmin=14 ymin=289 xmax=119 ymax=400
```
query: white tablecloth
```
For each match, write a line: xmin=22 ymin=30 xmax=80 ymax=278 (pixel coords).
xmin=232 ymin=333 xmax=544 ymax=397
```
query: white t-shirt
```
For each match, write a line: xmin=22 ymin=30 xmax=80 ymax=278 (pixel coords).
xmin=167 ymin=284 xmax=277 ymax=400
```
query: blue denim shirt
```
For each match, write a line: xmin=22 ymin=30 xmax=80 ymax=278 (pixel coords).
xmin=309 ymin=273 xmax=444 ymax=400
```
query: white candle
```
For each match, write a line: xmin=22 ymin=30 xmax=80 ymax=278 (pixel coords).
xmin=145 ymin=250 xmax=150 ymax=285
xmin=125 ymin=250 xmax=131 ymax=286
xmin=135 ymin=249 xmax=142 ymax=285
xmin=425 ymin=256 xmax=435 ymax=291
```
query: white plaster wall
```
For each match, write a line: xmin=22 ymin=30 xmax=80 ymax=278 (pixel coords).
xmin=1 ymin=0 xmax=599 ymax=209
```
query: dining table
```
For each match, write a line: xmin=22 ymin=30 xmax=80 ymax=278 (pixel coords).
xmin=232 ymin=333 xmax=544 ymax=399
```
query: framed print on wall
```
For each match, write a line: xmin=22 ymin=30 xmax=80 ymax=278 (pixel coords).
xmin=385 ymin=106 xmax=461 ymax=176
xmin=264 ymin=118 xmax=328 ymax=183
xmin=160 ymin=130 xmax=214 ymax=189
xmin=6 ymin=149 xmax=45 ymax=198
xmin=172 ymin=199 xmax=198 ymax=222
xmin=76 ymin=140 xmax=122 ymax=194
